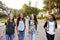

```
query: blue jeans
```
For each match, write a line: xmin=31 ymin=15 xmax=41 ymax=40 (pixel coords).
xmin=18 ymin=31 xmax=25 ymax=40
xmin=6 ymin=34 xmax=14 ymax=40
xmin=29 ymin=31 xmax=35 ymax=40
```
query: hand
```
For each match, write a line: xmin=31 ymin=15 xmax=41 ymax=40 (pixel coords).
xmin=14 ymin=33 xmax=16 ymax=37
xmin=18 ymin=32 xmax=20 ymax=35
xmin=1 ymin=35 xmax=3 ymax=38
xmin=46 ymin=28 xmax=49 ymax=31
xmin=54 ymin=28 xmax=56 ymax=32
xmin=45 ymin=27 xmax=49 ymax=31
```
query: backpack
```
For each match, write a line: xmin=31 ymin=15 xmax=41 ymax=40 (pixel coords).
xmin=47 ymin=21 xmax=56 ymax=27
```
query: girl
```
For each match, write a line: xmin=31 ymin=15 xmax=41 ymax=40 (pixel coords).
xmin=16 ymin=13 xmax=26 ymax=40
xmin=5 ymin=14 xmax=16 ymax=40
xmin=29 ymin=14 xmax=37 ymax=40
xmin=44 ymin=14 xmax=57 ymax=40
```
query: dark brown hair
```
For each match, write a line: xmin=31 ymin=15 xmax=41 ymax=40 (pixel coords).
xmin=48 ymin=14 xmax=56 ymax=21
xmin=16 ymin=13 xmax=25 ymax=27
xmin=29 ymin=14 xmax=37 ymax=30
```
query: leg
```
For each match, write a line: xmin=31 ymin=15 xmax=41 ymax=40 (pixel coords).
xmin=29 ymin=32 xmax=33 ymax=40
xmin=21 ymin=31 xmax=25 ymax=40
xmin=18 ymin=32 xmax=21 ymax=40
xmin=6 ymin=34 xmax=10 ymax=40
xmin=51 ymin=35 xmax=55 ymax=40
xmin=10 ymin=34 xmax=14 ymax=40
xmin=46 ymin=32 xmax=51 ymax=40
xmin=32 ymin=32 xmax=35 ymax=40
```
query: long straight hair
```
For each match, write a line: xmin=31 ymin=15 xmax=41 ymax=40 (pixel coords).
xmin=48 ymin=14 xmax=56 ymax=21
xmin=16 ymin=13 xmax=25 ymax=27
xmin=29 ymin=14 xmax=37 ymax=30
xmin=5 ymin=14 xmax=14 ymax=25
xmin=7 ymin=14 xmax=14 ymax=23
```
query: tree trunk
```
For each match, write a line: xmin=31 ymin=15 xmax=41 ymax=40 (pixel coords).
xmin=58 ymin=8 xmax=60 ymax=17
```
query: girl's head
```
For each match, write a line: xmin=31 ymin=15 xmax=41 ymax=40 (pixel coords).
xmin=7 ymin=14 xmax=14 ymax=22
xmin=48 ymin=14 xmax=56 ymax=21
xmin=9 ymin=14 xmax=14 ymax=20
xmin=17 ymin=13 xmax=24 ymax=26
xmin=19 ymin=13 xmax=24 ymax=19
xmin=30 ymin=14 xmax=34 ymax=20
xmin=30 ymin=13 xmax=37 ymax=23
xmin=17 ymin=13 xmax=24 ymax=20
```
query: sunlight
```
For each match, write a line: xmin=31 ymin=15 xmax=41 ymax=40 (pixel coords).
xmin=0 ymin=0 xmax=44 ymax=9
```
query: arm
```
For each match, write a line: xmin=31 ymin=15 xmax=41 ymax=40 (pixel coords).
xmin=44 ymin=21 xmax=49 ymax=31
xmin=54 ymin=21 xmax=57 ymax=32
xmin=44 ymin=21 xmax=47 ymax=28
xmin=55 ymin=21 xmax=57 ymax=29
xmin=35 ymin=23 xmax=37 ymax=31
xmin=3 ymin=22 xmax=7 ymax=33
xmin=15 ymin=19 xmax=18 ymax=35
xmin=24 ymin=23 xmax=26 ymax=32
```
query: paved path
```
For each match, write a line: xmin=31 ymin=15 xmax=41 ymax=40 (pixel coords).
xmin=0 ymin=22 xmax=60 ymax=40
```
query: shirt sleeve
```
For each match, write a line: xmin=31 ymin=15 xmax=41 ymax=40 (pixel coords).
xmin=14 ymin=22 xmax=16 ymax=26
xmin=55 ymin=21 xmax=57 ymax=29
xmin=44 ymin=21 xmax=47 ymax=28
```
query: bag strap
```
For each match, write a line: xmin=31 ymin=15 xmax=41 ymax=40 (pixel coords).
xmin=47 ymin=21 xmax=56 ymax=28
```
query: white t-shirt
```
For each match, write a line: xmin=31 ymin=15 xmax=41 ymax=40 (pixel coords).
xmin=18 ymin=21 xmax=24 ymax=31
xmin=47 ymin=21 xmax=55 ymax=35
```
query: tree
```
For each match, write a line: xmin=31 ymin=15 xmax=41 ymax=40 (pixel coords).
xmin=0 ymin=1 xmax=5 ymax=10
xmin=43 ymin=0 xmax=56 ymax=14
xmin=43 ymin=0 xmax=60 ymax=16
xmin=20 ymin=4 xmax=40 ymax=16
xmin=12 ymin=9 xmax=19 ymax=18
xmin=56 ymin=0 xmax=60 ymax=15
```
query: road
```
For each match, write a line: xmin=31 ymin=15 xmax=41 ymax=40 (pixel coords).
xmin=0 ymin=22 xmax=60 ymax=40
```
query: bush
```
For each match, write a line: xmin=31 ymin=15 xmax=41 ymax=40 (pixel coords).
xmin=43 ymin=16 xmax=47 ymax=19
xmin=0 ymin=12 xmax=7 ymax=18
xmin=37 ymin=16 xmax=47 ymax=19
xmin=20 ymin=4 xmax=40 ymax=16
xmin=56 ymin=17 xmax=60 ymax=20
xmin=38 ymin=16 xmax=60 ymax=20
xmin=37 ymin=17 xmax=42 ymax=19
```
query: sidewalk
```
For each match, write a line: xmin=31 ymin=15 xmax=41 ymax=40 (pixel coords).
xmin=0 ymin=21 xmax=60 ymax=40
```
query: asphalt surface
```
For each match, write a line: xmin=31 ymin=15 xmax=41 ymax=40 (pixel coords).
xmin=0 ymin=21 xmax=60 ymax=40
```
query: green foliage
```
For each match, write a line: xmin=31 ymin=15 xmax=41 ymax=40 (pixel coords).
xmin=56 ymin=16 xmax=60 ymax=20
xmin=43 ymin=0 xmax=56 ymax=11
xmin=20 ymin=4 xmax=40 ymax=16
xmin=0 ymin=1 xmax=3 ymax=5
xmin=12 ymin=9 xmax=19 ymax=18
xmin=0 ymin=12 xmax=7 ymax=18
xmin=43 ymin=0 xmax=60 ymax=11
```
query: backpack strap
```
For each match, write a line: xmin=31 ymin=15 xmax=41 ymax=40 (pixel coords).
xmin=47 ymin=21 xmax=49 ymax=28
xmin=47 ymin=21 xmax=56 ymax=28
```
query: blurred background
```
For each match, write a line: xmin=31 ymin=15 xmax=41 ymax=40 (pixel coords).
xmin=0 ymin=0 xmax=60 ymax=40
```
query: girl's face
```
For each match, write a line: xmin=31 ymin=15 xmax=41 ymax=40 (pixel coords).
xmin=48 ymin=15 xmax=53 ymax=21
xmin=31 ymin=14 xmax=34 ymax=20
xmin=9 ymin=14 xmax=14 ymax=20
xmin=20 ymin=13 xmax=23 ymax=19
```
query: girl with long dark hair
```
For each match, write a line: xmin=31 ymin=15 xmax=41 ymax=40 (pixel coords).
xmin=29 ymin=14 xmax=37 ymax=40
xmin=5 ymin=14 xmax=16 ymax=40
xmin=44 ymin=14 xmax=57 ymax=40
xmin=16 ymin=13 xmax=26 ymax=40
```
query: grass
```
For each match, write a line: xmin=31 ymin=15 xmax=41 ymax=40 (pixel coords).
xmin=0 ymin=18 xmax=6 ymax=23
xmin=0 ymin=17 xmax=17 ymax=23
xmin=0 ymin=16 xmax=7 ymax=23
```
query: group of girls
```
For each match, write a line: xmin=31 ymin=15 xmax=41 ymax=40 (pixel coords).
xmin=4 ymin=12 xmax=57 ymax=40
